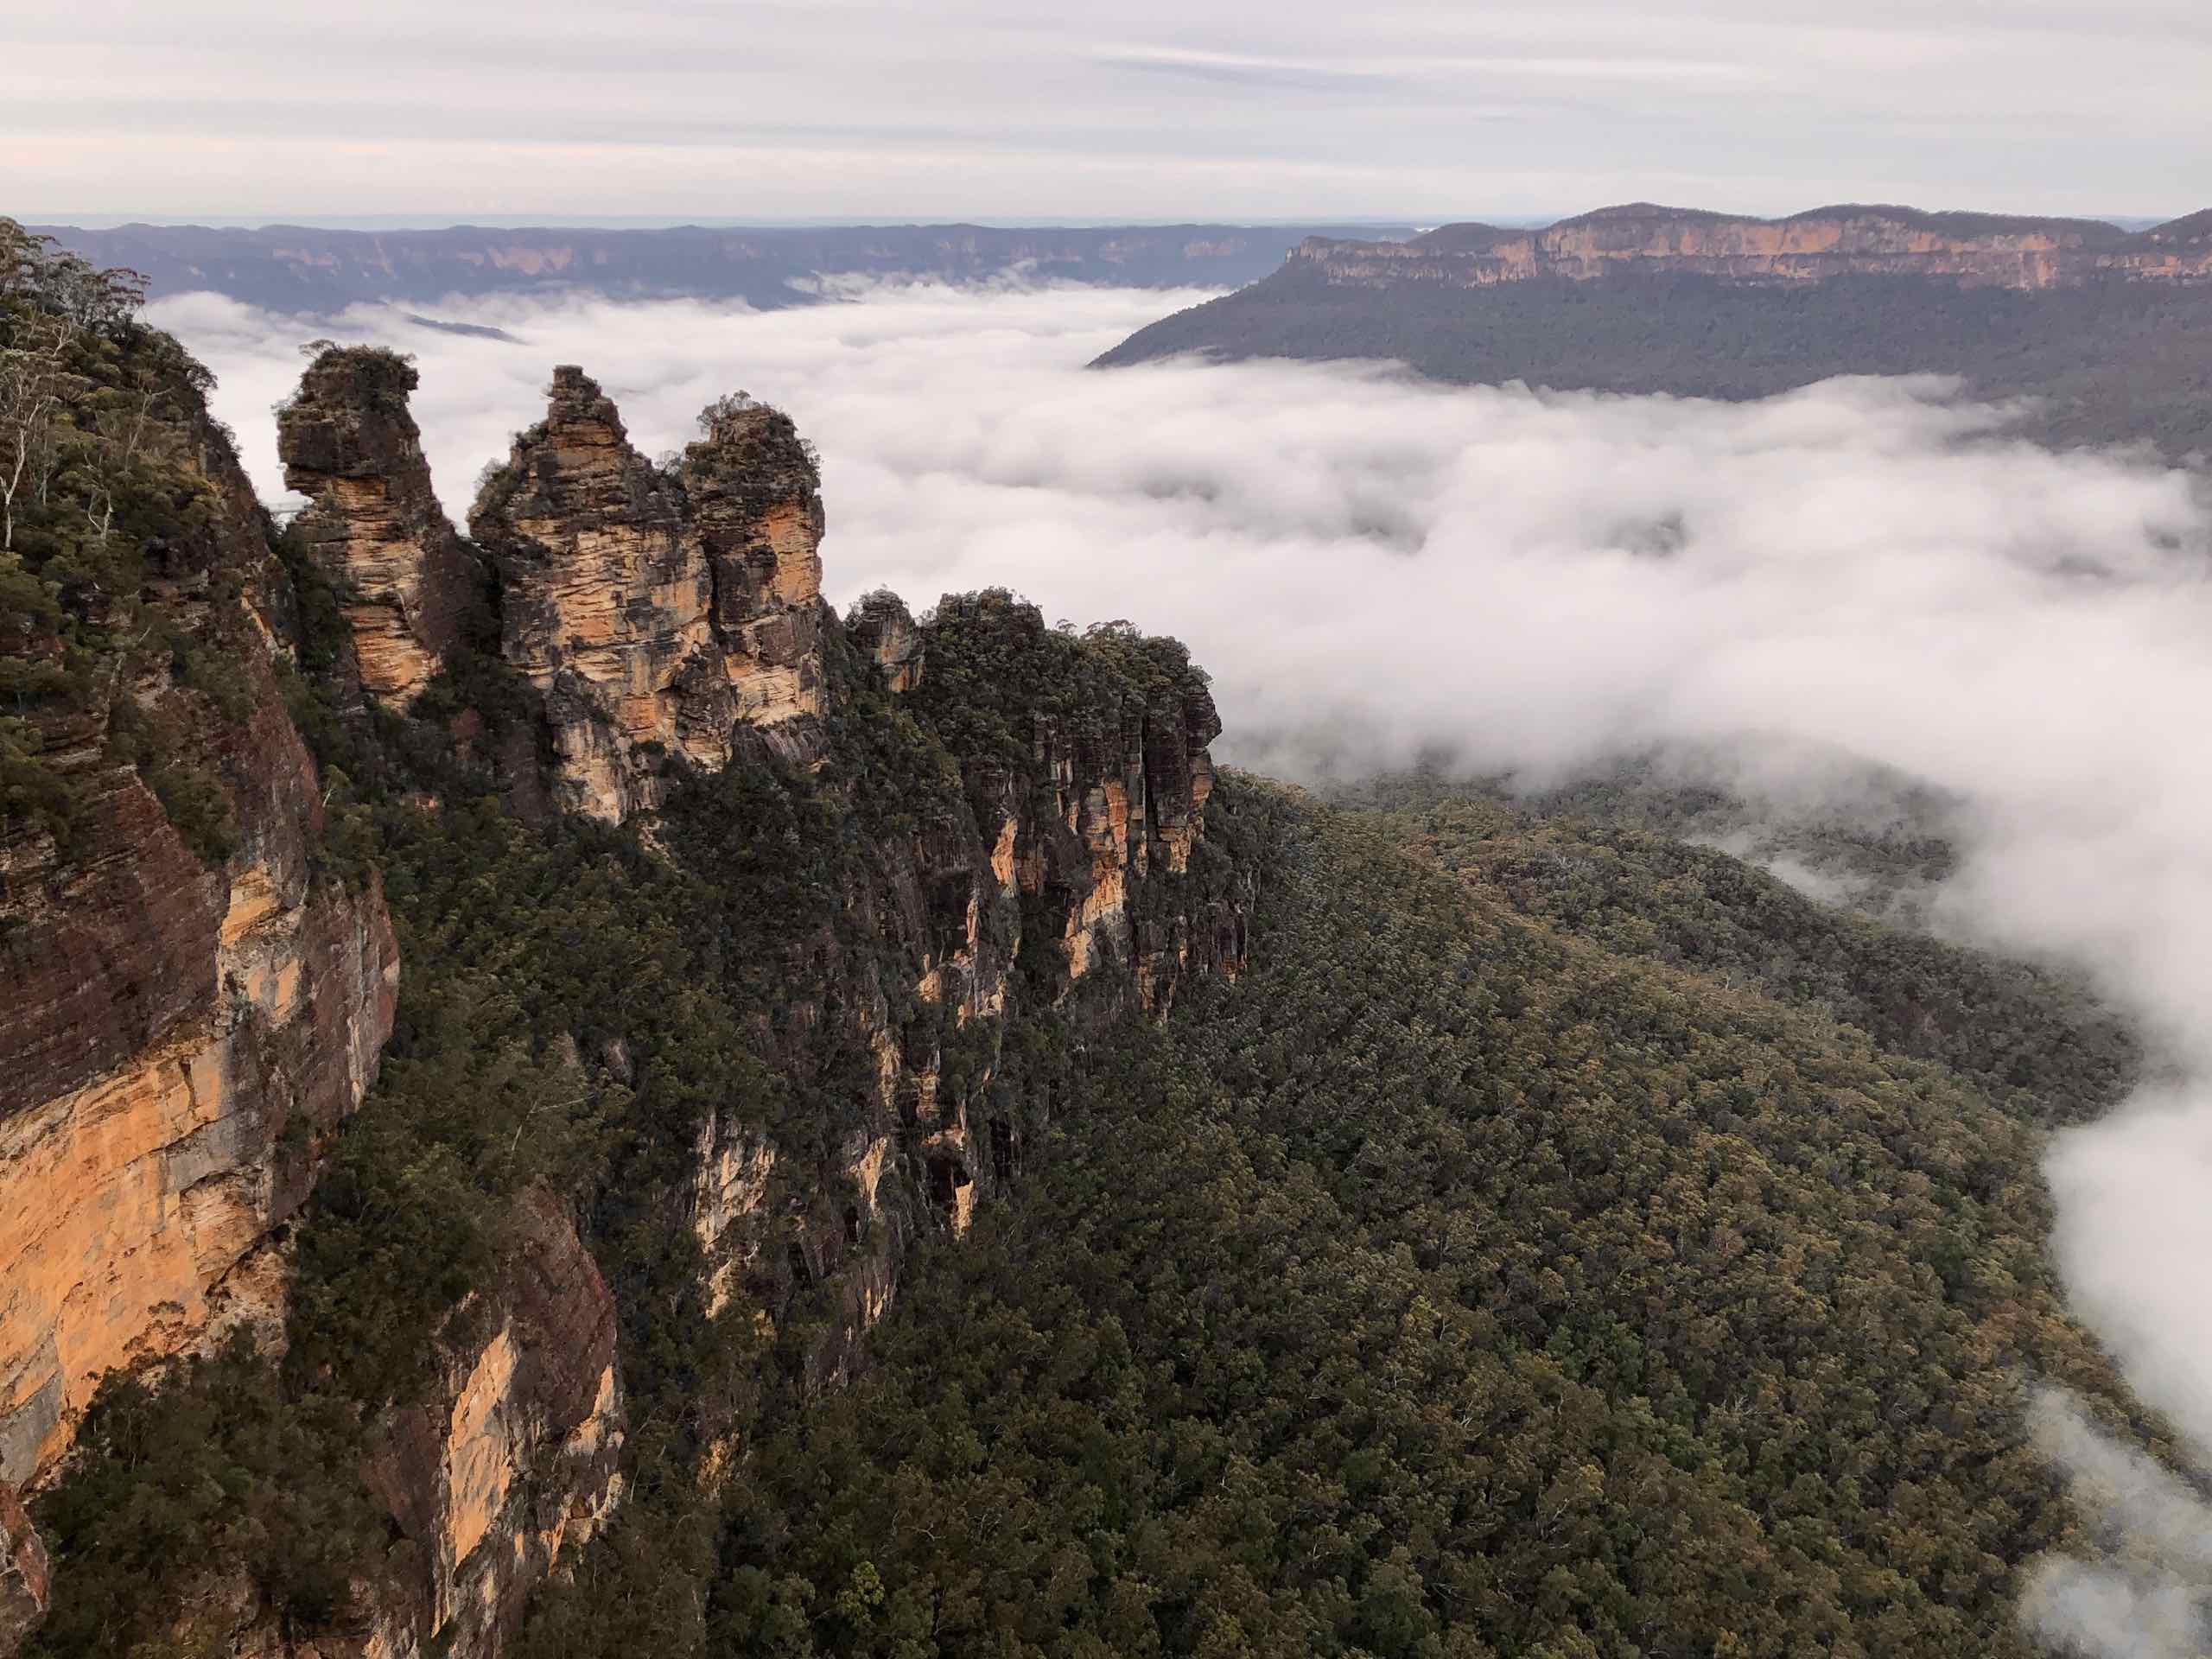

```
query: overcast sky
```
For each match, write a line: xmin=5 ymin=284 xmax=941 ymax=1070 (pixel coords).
xmin=6 ymin=0 xmax=2208 ymax=224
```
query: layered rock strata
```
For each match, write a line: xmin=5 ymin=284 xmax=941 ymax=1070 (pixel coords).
xmin=471 ymin=368 xmax=825 ymax=822
xmin=0 ymin=453 xmax=400 ymax=1499
xmin=362 ymin=1196 xmax=625 ymax=1658
xmin=1295 ymin=202 xmax=2212 ymax=291
xmin=280 ymin=346 xmax=479 ymax=707
xmin=4 ymin=342 xmax=1252 ymax=1659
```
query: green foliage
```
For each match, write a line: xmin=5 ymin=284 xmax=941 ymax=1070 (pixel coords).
xmin=703 ymin=797 xmax=2152 ymax=1659
xmin=25 ymin=1333 xmax=385 ymax=1659
xmin=102 ymin=692 xmax=238 ymax=865
xmin=0 ymin=217 xmax=266 ymax=866
xmin=12 ymin=224 xmax=2169 ymax=1658
xmin=906 ymin=588 xmax=1209 ymax=780
xmin=1378 ymin=792 xmax=2138 ymax=1126
xmin=0 ymin=709 xmax=76 ymax=851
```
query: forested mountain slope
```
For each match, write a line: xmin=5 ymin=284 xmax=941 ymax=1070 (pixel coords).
xmin=1370 ymin=791 xmax=2138 ymax=1129
xmin=0 ymin=219 xmax=1251 ymax=1657
xmin=643 ymin=795 xmax=2161 ymax=1658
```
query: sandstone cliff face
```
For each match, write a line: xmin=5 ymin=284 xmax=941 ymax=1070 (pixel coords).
xmin=280 ymin=347 xmax=478 ymax=707
xmin=157 ymin=1197 xmax=623 ymax=1659
xmin=270 ymin=353 xmax=1242 ymax=1395
xmin=471 ymin=369 xmax=825 ymax=822
xmin=678 ymin=591 xmax=1246 ymax=1398
xmin=848 ymin=591 xmax=924 ymax=694
xmin=0 ymin=438 xmax=400 ymax=1501
xmin=1297 ymin=203 xmax=2212 ymax=291
xmin=361 ymin=1196 xmax=624 ymax=1659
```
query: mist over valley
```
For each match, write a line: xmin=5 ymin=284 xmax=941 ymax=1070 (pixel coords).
xmin=10 ymin=6 xmax=2212 ymax=1649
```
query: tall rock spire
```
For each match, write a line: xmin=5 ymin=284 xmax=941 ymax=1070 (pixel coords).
xmin=471 ymin=367 xmax=827 ymax=823
xmin=278 ymin=346 xmax=478 ymax=707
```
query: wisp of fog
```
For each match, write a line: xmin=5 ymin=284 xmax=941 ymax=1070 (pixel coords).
xmin=153 ymin=280 xmax=2212 ymax=1655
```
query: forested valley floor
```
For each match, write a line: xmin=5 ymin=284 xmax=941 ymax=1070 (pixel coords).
xmin=563 ymin=784 xmax=2161 ymax=1659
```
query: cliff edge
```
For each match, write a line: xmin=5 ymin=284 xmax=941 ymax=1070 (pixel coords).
xmin=3 ymin=226 xmax=1257 ymax=1659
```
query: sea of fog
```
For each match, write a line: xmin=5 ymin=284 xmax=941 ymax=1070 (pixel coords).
xmin=154 ymin=280 xmax=2212 ymax=1654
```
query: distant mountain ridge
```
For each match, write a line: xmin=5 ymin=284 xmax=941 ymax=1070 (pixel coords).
xmin=1097 ymin=201 xmax=2212 ymax=457
xmin=1292 ymin=202 xmax=2212 ymax=291
xmin=24 ymin=220 xmax=1412 ymax=312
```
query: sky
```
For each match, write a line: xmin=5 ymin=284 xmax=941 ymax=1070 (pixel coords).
xmin=9 ymin=0 xmax=2210 ymax=223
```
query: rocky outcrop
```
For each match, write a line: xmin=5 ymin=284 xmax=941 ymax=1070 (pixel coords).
xmin=1292 ymin=202 xmax=2212 ymax=291
xmin=3 ymin=330 xmax=1252 ymax=1659
xmin=848 ymin=590 xmax=924 ymax=693
xmin=280 ymin=346 xmax=478 ymax=707
xmin=470 ymin=369 xmax=825 ymax=822
xmin=362 ymin=1196 xmax=624 ymax=1659
xmin=0 ymin=1485 xmax=48 ymax=1653
xmin=154 ymin=1198 xmax=622 ymax=1659
xmin=676 ymin=589 xmax=1246 ymax=1379
xmin=0 ymin=829 xmax=395 ymax=1487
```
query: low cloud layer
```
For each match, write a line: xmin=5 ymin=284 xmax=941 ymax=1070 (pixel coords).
xmin=156 ymin=282 xmax=2212 ymax=1651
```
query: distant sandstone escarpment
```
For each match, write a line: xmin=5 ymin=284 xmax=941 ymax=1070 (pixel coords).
xmin=27 ymin=220 xmax=1415 ymax=312
xmin=1291 ymin=202 xmax=2212 ymax=291
xmin=1096 ymin=202 xmax=2212 ymax=456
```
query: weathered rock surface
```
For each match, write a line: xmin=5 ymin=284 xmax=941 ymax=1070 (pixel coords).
xmin=1097 ymin=200 xmax=2212 ymax=454
xmin=0 ymin=452 xmax=400 ymax=1500
xmin=0 ymin=340 xmax=404 ymax=1658
xmin=362 ymin=1195 xmax=625 ymax=1659
xmin=161 ymin=1198 xmax=623 ymax=1659
xmin=679 ymin=589 xmax=1246 ymax=1395
xmin=0 ymin=1484 xmax=48 ymax=1654
xmin=471 ymin=368 xmax=825 ymax=821
xmin=1294 ymin=202 xmax=2212 ymax=290
xmin=280 ymin=346 xmax=478 ymax=707
xmin=847 ymin=588 xmax=924 ymax=693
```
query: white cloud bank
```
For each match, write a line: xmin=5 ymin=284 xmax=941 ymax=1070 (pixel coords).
xmin=154 ymin=282 xmax=2212 ymax=1650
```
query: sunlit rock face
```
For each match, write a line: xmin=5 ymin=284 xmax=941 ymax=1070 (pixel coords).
xmin=0 ymin=400 xmax=401 ymax=1503
xmin=1296 ymin=203 xmax=2212 ymax=290
xmin=471 ymin=367 xmax=826 ymax=823
xmin=0 ymin=823 xmax=396 ymax=1487
xmin=279 ymin=346 xmax=480 ymax=708
xmin=361 ymin=1195 xmax=625 ymax=1659
xmin=165 ymin=1197 xmax=625 ymax=1659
